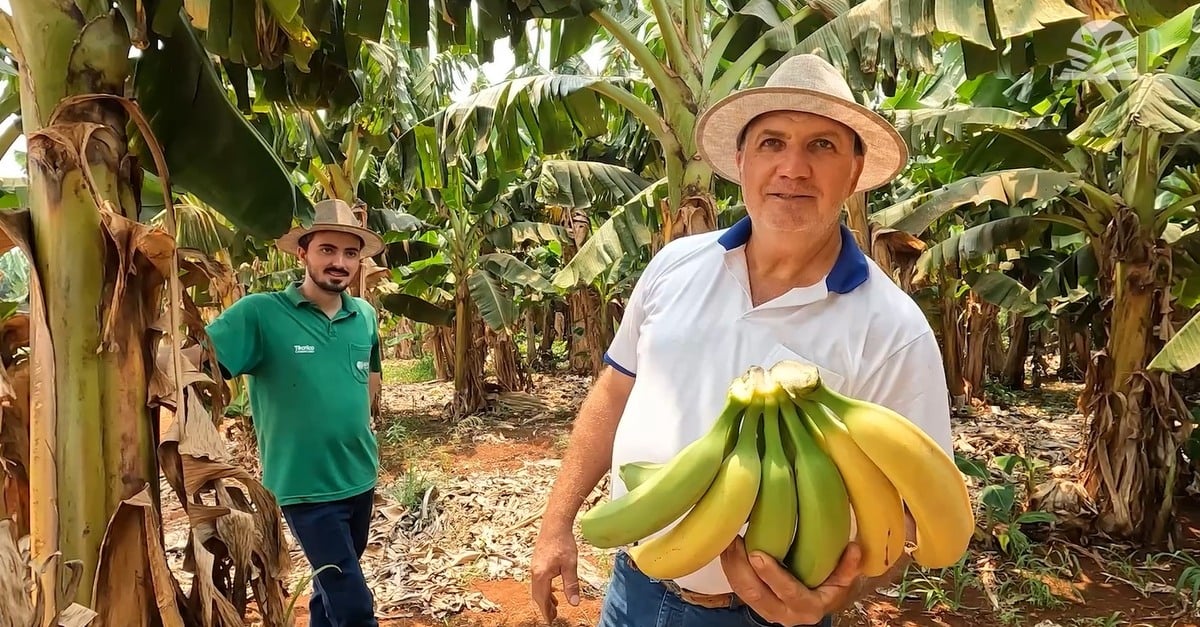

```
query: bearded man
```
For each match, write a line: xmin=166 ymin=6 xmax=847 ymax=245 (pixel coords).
xmin=205 ymin=198 xmax=385 ymax=627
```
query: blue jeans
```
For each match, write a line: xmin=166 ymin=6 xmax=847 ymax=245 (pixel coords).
xmin=281 ymin=488 xmax=378 ymax=627
xmin=599 ymin=551 xmax=833 ymax=627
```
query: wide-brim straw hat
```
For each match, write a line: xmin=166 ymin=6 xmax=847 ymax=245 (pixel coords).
xmin=695 ymin=53 xmax=908 ymax=193
xmin=276 ymin=198 xmax=385 ymax=257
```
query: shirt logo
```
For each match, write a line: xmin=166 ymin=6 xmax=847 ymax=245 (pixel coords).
xmin=356 ymin=360 xmax=369 ymax=372
xmin=294 ymin=345 xmax=316 ymax=354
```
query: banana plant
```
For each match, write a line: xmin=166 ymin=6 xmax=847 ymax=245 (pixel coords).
xmin=1 ymin=0 xmax=428 ymax=621
xmin=876 ymin=4 xmax=1200 ymax=544
xmin=393 ymin=0 xmax=1093 ymax=252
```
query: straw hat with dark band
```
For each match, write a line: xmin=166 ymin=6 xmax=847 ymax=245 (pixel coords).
xmin=695 ymin=53 xmax=908 ymax=192
xmin=276 ymin=199 xmax=385 ymax=257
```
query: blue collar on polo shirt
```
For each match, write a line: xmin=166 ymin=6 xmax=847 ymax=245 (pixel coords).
xmin=716 ymin=216 xmax=870 ymax=294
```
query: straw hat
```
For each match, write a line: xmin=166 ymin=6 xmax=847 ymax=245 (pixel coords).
xmin=276 ymin=198 xmax=385 ymax=257
xmin=695 ymin=53 xmax=908 ymax=192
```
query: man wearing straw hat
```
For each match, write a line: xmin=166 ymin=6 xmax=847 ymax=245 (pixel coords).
xmin=205 ymin=198 xmax=387 ymax=626
xmin=530 ymin=54 xmax=952 ymax=626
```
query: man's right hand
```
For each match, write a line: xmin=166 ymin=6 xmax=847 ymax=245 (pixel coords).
xmin=530 ymin=526 xmax=581 ymax=624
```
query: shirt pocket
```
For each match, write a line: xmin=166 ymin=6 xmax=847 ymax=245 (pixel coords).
xmin=759 ymin=344 xmax=848 ymax=395
xmin=348 ymin=343 xmax=372 ymax=384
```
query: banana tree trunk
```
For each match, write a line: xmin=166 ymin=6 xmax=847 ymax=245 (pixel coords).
xmin=1002 ymin=315 xmax=1030 ymax=390
xmin=1057 ymin=317 xmax=1084 ymax=380
xmin=12 ymin=0 xmax=161 ymax=614
xmin=963 ymin=292 xmax=998 ymax=403
xmin=451 ymin=284 xmax=486 ymax=417
xmin=988 ymin=314 xmax=1007 ymax=376
xmin=939 ymin=276 xmax=967 ymax=406
xmin=1080 ymin=213 xmax=1190 ymax=543
xmin=393 ymin=318 xmax=418 ymax=359
xmin=490 ymin=328 xmax=530 ymax=392
xmin=567 ymin=287 xmax=603 ymax=375
xmin=662 ymin=156 xmax=717 ymax=243
xmin=425 ymin=325 xmax=453 ymax=381
xmin=536 ymin=303 xmax=556 ymax=369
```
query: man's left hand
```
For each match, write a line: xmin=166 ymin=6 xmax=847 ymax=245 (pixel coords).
xmin=720 ymin=536 xmax=862 ymax=626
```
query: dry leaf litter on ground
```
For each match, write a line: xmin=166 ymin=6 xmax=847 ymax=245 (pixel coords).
xmin=160 ymin=373 xmax=1092 ymax=622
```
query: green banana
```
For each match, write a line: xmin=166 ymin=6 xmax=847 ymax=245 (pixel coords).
xmin=795 ymin=397 xmax=908 ymax=577
xmin=780 ymin=396 xmax=852 ymax=588
xmin=743 ymin=378 xmax=797 ymax=561
xmin=618 ymin=461 xmax=664 ymax=491
xmin=628 ymin=396 xmax=764 ymax=579
xmin=579 ymin=368 xmax=761 ymax=548
xmin=804 ymin=379 xmax=974 ymax=569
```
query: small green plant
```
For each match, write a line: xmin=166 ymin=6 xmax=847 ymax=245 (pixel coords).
xmin=894 ymin=558 xmax=975 ymax=613
xmin=1153 ymin=549 xmax=1200 ymax=608
xmin=390 ymin=470 xmax=438 ymax=511
xmin=381 ymin=419 xmax=411 ymax=448
xmin=283 ymin=564 xmax=341 ymax=623
xmin=984 ymin=378 xmax=1019 ymax=407
xmin=956 ymin=452 xmax=1055 ymax=557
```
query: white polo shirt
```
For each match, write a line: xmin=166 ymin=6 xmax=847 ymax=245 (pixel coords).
xmin=602 ymin=216 xmax=952 ymax=595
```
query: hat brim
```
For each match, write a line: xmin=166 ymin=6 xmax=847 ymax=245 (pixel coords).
xmin=276 ymin=224 xmax=386 ymax=258
xmin=695 ymin=87 xmax=909 ymax=192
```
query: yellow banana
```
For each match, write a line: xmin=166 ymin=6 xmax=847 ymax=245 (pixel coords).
xmin=628 ymin=396 xmax=763 ymax=580
xmin=618 ymin=461 xmax=664 ymax=491
xmin=793 ymin=397 xmax=907 ymax=577
xmin=779 ymin=398 xmax=852 ymax=588
xmin=580 ymin=368 xmax=760 ymax=548
xmin=743 ymin=378 xmax=797 ymax=561
xmin=787 ymin=366 xmax=974 ymax=570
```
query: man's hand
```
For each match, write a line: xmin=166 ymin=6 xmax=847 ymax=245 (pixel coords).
xmin=529 ymin=526 xmax=581 ymax=623
xmin=721 ymin=536 xmax=863 ymax=626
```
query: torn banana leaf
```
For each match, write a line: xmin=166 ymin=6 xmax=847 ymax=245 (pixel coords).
xmin=132 ymin=14 xmax=312 ymax=240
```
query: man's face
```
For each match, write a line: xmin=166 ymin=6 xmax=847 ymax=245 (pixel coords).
xmin=735 ymin=111 xmax=864 ymax=236
xmin=298 ymin=231 xmax=363 ymax=293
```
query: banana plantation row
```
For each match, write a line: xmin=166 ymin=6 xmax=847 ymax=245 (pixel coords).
xmin=0 ymin=0 xmax=1199 ymax=624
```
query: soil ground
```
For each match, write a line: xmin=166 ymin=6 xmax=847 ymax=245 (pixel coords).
xmin=185 ymin=363 xmax=1200 ymax=627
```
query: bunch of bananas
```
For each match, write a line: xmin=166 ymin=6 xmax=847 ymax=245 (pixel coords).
xmin=579 ymin=360 xmax=974 ymax=586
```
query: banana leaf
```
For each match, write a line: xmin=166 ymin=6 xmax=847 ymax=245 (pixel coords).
xmin=536 ymin=160 xmax=653 ymax=211
xmin=132 ymin=16 xmax=311 ymax=239
xmin=1070 ymin=73 xmax=1200 ymax=153
xmin=915 ymin=215 xmax=1049 ymax=281
xmin=551 ymin=181 xmax=662 ymax=290
xmin=969 ymin=270 xmax=1046 ymax=316
xmin=871 ymin=169 xmax=1081 ymax=236
xmin=487 ymin=222 xmax=571 ymax=248
xmin=478 ymin=252 xmax=554 ymax=292
xmin=379 ymin=293 xmax=454 ymax=326
xmin=1149 ymin=309 xmax=1200 ymax=372
xmin=760 ymin=0 xmax=1085 ymax=90
xmin=467 ymin=267 xmax=518 ymax=331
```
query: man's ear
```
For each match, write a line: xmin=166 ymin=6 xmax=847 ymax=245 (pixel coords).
xmin=846 ymin=153 xmax=865 ymax=191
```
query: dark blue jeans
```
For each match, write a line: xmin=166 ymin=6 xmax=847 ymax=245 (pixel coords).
xmin=281 ymin=488 xmax=378 ymax=627
xmin=599 ymin=551 xmax=833 ymax=627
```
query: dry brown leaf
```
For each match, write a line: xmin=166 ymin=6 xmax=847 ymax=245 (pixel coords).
xmin=57 ymin=604 xmax=98 ymax=627
xmin=0 ymin=519 xmax=34 ymax=627
xmin=0 ymin=360 xmax=29 ymax=538
xmin=91 ymin=486 xmax=185 ymax=627
xmin=0 ymin=209 xmax=60 ymax=622
xmin=96 ymin=210 xmax=175 ymax=353
xmin=153 ymin=340 xmax=291 ymax=626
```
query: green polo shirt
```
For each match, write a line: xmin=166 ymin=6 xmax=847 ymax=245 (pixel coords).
xmin=205 ymin=282 xmax=382 ymax=506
